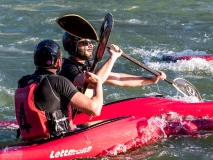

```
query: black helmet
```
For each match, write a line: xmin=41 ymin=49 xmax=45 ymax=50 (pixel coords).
xmin=34 ymin=39 xmax=62 ymax=68
xmin=62 ymin=32 xmax=81 ymax=55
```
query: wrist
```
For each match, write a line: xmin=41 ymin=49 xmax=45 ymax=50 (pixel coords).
xmin=96 ymin=77 xmax=102 ymax=85
xmin=109 ymin=55 xmax=118 ymax=62
xmin=150 ymin=76 xmax=158 ymax=84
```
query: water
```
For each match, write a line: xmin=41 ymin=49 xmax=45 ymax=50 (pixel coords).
xmin=0 ymin=0 xmax=213 ymax=159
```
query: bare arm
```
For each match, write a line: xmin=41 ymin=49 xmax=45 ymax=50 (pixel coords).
xmin=105 ymin=71 xmax=166 ymax=87
xmin=69 ymin=72 xmax=103 ymax=116
xmin=95 ymin=44 xmax=122 ymax=83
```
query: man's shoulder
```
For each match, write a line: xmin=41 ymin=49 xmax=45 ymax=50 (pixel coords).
xmin=17 ymin=75 xmax=31 ymax=87
xmin=63 ymin=58 xmax=76 ymax=65
xmin=48 ymin=74 xmax=67 ymax=80
xmin=59 ymin=59 xmax=80 ymax=77
xmin=62 ymin=58 xmax=79 ymax=69
xmin=47 ymin=74 xmax=74 ymax=86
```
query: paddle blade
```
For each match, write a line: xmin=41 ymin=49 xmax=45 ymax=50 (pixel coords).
xmin=82 ymin=13 xmax=113 ymax=94
xmin=172 ymin=78 xmax=202 ymax=101
xmin=56 ymin=14 xmax=98 ymax=41
xmin=93 ymin=13 xmax=114 ymax=64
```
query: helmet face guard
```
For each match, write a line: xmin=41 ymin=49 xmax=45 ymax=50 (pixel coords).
xmin=34 ymin=40 xmax=62 ymax=69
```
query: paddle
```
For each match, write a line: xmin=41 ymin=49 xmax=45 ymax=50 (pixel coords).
xmin=107 ymin=45 xmax=202 ymax=101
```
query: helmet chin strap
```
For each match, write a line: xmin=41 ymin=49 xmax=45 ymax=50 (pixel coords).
xmin=56 ymin=66 xmax=62 ymax=74
xmin=55 ymin=58 xmax=62 ymax=74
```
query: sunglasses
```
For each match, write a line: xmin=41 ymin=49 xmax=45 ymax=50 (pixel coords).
xmin=78 ymin=40 xmax=94 ymax=46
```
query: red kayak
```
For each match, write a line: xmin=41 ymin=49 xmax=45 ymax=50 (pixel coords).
xmin=1 ymin=96 xmax=213 ymax=159
xmin=73 ymin=96 xmax=213 ymax=125
xmin=162 ymin=55 xmax=213 ymax=62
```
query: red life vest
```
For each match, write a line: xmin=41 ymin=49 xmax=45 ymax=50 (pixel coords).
xmin=15 ymin=82 xmax=50 ymax=141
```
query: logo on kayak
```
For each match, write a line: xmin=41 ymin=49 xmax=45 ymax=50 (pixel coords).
xmin=50 ymin=146 xmax=92 ymax=158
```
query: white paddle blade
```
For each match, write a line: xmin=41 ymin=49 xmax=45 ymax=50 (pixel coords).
xmin=172 ymin=78 xmax=202 ymax=101
xmin=84 ymin=88 xmax=93 ymax=98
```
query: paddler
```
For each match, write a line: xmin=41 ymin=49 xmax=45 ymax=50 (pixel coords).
xmin=59 ymin=32 xmax=166 ymax=95
xmin=15 ymin=39 xmax=103 ymax=142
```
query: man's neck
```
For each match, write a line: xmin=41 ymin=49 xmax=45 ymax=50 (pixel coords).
xmin=35 ymin=68 xmax=57 ymax=75
xmin=45 ymin=68 xmax=57 ymax=74
xmin=70 ymin=55 xmax=85 ymax=64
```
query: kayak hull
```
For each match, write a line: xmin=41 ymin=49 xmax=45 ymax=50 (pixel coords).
xmin=1 ymin=96 xmax=213 ymax=159
xmin=0 ymin=117 xmax=152 ymax=160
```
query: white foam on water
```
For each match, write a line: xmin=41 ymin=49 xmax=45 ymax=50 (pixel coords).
xmin=123 ymin=6 xmax=139 ymax=11
xmin=131 ymin=48 xmax=213 ymax=74
xmin=140 ymin=112 xmax=212 ymax=141
xmin=13 ymin=3 xmax=44 ymax=11
xmin=0 ymin=86 xmax=14 ymax=96
xmin=44 ymin=17 xmax=57 ymax=25
xmin=0 ymin=32 xmax=21 ymax=35
xmin=1 ymin=146 xmax=24 ymax=159
xmin=0 ymin=44 xmax=31 ymax=55
xmin=16 ymin=37 xmax=39 ymax=45
xmin=14 ymin=7 xmax=38 ymax=11
xmin=130 ymin=47 xmax=170 ymax=58
xmin=126 ymin=19 xmax=141 ymax=24
xmin=159 ymin=58 xmax=212 ymax=74
xmin=105 ymin=144 xmax=127 ymax=156
xmin=147 ymin=117 xmax=168 ymax=138
xmin=164 ymin=95 xmax=200 ymax=103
